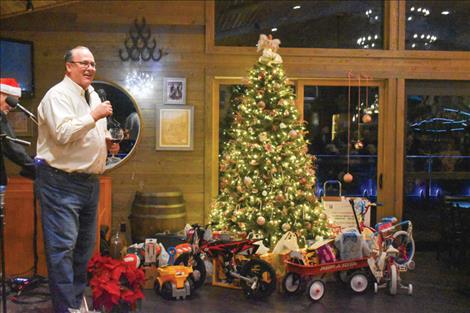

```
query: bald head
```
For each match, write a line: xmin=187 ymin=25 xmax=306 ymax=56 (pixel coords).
xmin=64 ymin=46 xmax=96 ymax=89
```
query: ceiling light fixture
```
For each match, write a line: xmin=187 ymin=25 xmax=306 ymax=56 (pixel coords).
xmin=271 ymin=27 xmax=278 ymax=32
xmin=441 ymin=11 xmax=450 ymax=15
xmin=293 ymin=5 xmax=301 ymax=10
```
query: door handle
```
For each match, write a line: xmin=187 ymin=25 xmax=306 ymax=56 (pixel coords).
xmin=379 ymin=173 xmax=383 ymax=189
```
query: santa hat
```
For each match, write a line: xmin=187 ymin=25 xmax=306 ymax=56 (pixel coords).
xmin=0 ymin=78 xmax=22 ymax=97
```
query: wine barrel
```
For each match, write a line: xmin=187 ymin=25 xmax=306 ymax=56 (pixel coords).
xmin=129 ymin=191 xmax=186 ymax=243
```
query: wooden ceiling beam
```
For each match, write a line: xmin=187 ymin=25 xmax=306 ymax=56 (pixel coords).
xmin=0 ymin=0 xmax=80 ymax=20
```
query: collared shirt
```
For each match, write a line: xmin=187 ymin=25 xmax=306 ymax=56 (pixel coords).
xmin=36 ymin=75 xmax=108 ymax=174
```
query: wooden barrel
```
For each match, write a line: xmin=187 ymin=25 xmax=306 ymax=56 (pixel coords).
xmin=129 ymin=191 xmax=186 ymax=243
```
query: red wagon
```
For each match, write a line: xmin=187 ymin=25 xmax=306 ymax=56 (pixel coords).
xmin=283 ymin=256 xmax=371 ymax=301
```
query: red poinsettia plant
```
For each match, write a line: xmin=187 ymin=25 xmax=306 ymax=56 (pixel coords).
xmin=88 ymin=253 xmax=145 ymax=312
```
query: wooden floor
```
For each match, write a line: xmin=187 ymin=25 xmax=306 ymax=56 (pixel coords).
xmin=5 ymin=251 xmax=470 ymax=313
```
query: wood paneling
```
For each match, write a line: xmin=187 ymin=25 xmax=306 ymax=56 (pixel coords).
xmin=4 ymin=176 xmax=111 ymax=276
xmin=1 ymin=1 xmax=208 ymax=232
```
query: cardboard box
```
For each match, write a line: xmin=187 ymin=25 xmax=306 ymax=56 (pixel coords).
xmin=260 ymin=252 xmax=290 ymax=292
xmin=142 ymin=265 xmax=159 ymax=289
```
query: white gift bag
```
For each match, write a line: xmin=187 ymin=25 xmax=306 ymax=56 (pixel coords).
xmin=272 ymin=231 xmax=299 ymax=254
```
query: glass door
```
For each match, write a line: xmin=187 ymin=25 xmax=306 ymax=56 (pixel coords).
xmin=300 ymin=80 xmax=382 ymax=201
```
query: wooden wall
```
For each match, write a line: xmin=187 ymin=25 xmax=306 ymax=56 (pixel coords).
xmin=1 ymin=1 xmax=470 ymax=232
xmin=0 ymin=1 xmax=207 ymax=231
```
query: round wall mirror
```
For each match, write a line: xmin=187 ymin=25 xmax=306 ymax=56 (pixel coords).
xmin=92 ymin=80 xmax=142 ymax=171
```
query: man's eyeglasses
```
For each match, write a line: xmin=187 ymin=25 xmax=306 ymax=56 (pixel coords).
xmin=69 ymin=61 xmax=96 ymax=68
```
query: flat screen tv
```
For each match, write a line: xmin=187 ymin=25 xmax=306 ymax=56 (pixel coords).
xmin=0 ymin=38 xmax=34 ymax=97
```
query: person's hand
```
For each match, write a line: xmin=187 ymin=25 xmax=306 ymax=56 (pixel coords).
xmin=91 ymin=101 xmax=113 ymax=121
xmin=106 ymin=138 xmax=120 ymax=154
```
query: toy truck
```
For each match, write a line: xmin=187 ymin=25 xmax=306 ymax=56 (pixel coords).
xmin=154 ymin=265 xmax=195 ymax=300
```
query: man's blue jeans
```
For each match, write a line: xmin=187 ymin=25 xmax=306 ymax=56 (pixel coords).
xmin=36 ymin=164 xmax=99 ymax=313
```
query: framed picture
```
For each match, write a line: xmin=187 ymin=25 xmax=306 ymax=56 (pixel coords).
xmin=163 ymin=77 xmax=186 ymax=104
xmin=7 ymin=111 xmax=30 ymax=136
xmin=156 ymin=105 xmax=194 ymax=150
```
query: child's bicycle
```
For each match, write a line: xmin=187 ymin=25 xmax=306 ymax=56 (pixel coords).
xmin=355 ymin=200 xmax=415 ymax=295
xmin=176 ymin=224 xmax=277 ymax=299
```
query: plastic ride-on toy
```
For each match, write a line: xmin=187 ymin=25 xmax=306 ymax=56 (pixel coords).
xmin=154 ymin=265 xmax=195 ymax=300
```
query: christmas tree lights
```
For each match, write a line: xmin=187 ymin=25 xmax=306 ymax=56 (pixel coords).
xmin=210 ymin=34 xmax=331 ymax=248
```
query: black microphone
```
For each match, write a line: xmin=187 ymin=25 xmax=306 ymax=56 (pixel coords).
xmin=96 ymin=89 xmax=120 ymax=127
xmin=96 ymin=89 xmax=107 ymax=102
xmin=5 ymin=96 xmax=38 ymax=125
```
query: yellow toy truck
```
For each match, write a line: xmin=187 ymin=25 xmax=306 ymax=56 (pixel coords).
xmin=154 ymin=265 xmax=195 ymax=300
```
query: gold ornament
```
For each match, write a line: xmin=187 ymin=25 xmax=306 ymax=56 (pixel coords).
xmin=257 ymin=216 xmax=266 ymax=226
xmin=243 ymin=176 xmax=253 ymax=186
xmin=257 ymin=101 xmax=266 ymax=109
xmin=282 ymin=223 xmax=291 ymax=232
xmin=306 ymin=194 xmax=316 ymax=203
xmin=354 ymin=140 xmax=364 ymax=150
xmin=258 ymin=132 xmax=268 ymax=142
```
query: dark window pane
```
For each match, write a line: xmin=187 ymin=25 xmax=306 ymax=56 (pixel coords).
xmin=404 ymin=80 xmax=470 ymax=245
xmin=406 ymin=1 xmax=470 ymax=51
xmin=304 ymin=85 xmax=379 ymax=198
xmin=215 ymin=0 xmax=384 ymax=49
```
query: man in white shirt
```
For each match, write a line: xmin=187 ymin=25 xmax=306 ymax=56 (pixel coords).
xmin=35 ymin=46 xmax=118 ymax=313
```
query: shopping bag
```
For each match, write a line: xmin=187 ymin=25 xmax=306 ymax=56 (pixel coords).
xmin=272 ymin=231 xmax=299 ymax=254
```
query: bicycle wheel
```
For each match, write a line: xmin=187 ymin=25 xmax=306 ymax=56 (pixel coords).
xmin=392 ymin=230 xmax=415 ymax=267
xmin=240 ymin=259 xmax=277 ymax=299
xmin=174 ymin=253 xmax=207 ymax=289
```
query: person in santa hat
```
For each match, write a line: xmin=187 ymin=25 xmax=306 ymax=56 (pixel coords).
xmin=0 ymin=77 xmax=35 ymax=179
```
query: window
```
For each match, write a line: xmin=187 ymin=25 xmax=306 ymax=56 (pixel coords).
xmin=303 ymin=84 xmax=379 ymax=198
xmin=405 ymin=1 xmax=470 ymax=51
xmin=215 ymin=0 xmax=384 ymax=49
xmin=404 ymin=80 xmax=470 ymax=242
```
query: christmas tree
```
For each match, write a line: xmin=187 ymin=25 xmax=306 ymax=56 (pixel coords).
xmin=210 ymin=34 xmax=331 ymax=247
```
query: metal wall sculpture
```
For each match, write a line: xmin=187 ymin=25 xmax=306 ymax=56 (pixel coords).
xmin=119 ymin=17 xmax=166 ymax=62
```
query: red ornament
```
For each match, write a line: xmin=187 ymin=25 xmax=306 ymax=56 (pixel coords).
xmin=288 ymin=130 xmax=298 ymax=139
xmin=362 ymin=114 xmax=372 ymax=123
